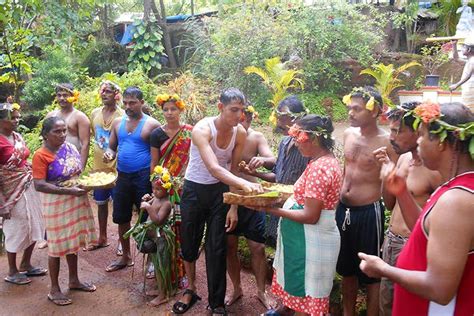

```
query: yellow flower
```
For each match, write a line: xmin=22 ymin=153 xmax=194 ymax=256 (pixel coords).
xmin=12 ymin=103 xmax=20 ymax=111
xmin=366 ymin=97 xmax=375 ymax=111
xmin=162 ymin=182 xmax=172 ymax=190
xmin=162 ymin=172 xmax=170 ymax=183
xmin=342 ymin=94 xmax=351 ymax=105
xmin=175 ymin=100 xmax=186 ymax=110
xmin=154 ymin=165 xmax=163 ymax=174
xmin=246 ymin=105 xmax=255 ymax=113
xmin=66 ymin=90 xmax=80 ymax=104
xmin=269 ymin=111 xmax=277 ymax=126
xmin=172 ymin=94 xmax=180 ymax=101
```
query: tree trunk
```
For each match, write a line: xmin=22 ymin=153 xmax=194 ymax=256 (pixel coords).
xmin=151 ymin=0 xmax=178 ymax=69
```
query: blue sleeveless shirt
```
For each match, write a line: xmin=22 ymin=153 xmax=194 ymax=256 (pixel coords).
xmin=117 ymin=115 xmax=151 ymax=173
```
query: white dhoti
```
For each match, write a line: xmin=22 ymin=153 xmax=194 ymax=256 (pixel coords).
xmin=3 ymin=184 xmax=45 ymax=253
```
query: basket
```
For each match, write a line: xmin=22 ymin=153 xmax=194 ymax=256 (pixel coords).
xmin=223 ymin=191 xmax=284 ymax=208
xmin=77 ymin=168 xmax=118 ymax=190
xmin=260 ymin=182 xmax=294 ymax=201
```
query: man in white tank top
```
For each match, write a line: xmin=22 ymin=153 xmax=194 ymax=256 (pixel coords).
xmin=173 ymin=88 xmax=263 ymax=316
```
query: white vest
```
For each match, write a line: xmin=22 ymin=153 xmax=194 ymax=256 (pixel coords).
xmin=185 ymin=117 xmax=237 ymax=184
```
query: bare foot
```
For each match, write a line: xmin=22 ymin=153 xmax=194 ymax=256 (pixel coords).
xmin=147 ymin=294 xmax=169 ymax=307
xmin=257 ymin=291 xmax=276 ymax=309
xmin=145 ymin=289 xmax=160 ymax=296
xmin=225 ymin=288 xmax=243 ymax=306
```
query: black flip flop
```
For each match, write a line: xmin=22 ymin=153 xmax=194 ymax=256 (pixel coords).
xmin=172 ymin=289 xmax=201 ymax=314
xmin=211 ymin=306 xmax=227 ymax=315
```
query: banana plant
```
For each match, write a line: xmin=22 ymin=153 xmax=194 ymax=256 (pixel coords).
xmin=244 ymin=57 xmax=304 ymax=123
xmin=360 ymin=61 xmax=420 ymax=108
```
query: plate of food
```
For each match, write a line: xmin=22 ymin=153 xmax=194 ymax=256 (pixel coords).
xmin=77 ymin=168 xmax=117 ymax=190
xmin=223 ymin=191 xmax=284 ymax=208
xmin=260 ymin=182 xmax=294 ymax=200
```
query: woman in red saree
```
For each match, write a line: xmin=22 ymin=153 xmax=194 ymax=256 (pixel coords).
xmin=0 ymin=103 xmax=46 ymax=286
xmin=150 ymin=94 xmax=192 ymax=291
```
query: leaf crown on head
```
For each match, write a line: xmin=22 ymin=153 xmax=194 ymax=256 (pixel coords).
xmin=342 ymin=87 xmax=381 ymax=111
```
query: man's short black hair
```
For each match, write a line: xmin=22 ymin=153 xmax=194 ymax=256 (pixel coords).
xmin=387 ymin=102 xmax=420 ymax=131
xmin=56 ymin=83 xmax=74 ymax=94
xmin=220 ymin=88 xmax=245 ymax=105
xmin=277 ymin=95 xmax=305 ymax=113
xmin=123 ymin=86 xmax=143 ymax=100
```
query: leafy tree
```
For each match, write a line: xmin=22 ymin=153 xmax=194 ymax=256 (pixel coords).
xmin=360 ymin=61 xmax=420 ymax=107
xmin=245 ymin=56 xmax=304 ymax=123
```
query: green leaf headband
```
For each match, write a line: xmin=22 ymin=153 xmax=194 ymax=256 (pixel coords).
xmin=407 ymin=102 xmax=474 ymax=159
xmin=342 ymin=87 xmax=381 ymax=111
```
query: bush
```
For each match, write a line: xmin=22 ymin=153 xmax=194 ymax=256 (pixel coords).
xmin=182 ymin=2 xmax=387 ymax=99
xmin=299 ymin=92 xmax=348 ymax=122
xmin=81 ymin=40 xmax=129 ymax=77
xmin=22 ymin=50 xmax=84 ymax=110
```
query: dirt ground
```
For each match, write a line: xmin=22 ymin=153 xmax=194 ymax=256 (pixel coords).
xmin=0 ymin=207 xmax=271 ymax=316
xmin=0 ymin=122 xmax=362 ymax=315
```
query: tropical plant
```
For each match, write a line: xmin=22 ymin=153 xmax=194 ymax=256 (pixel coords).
xmin=391 ymin=0 xmax=419 ymax=53
xmin=420 ymin=44 xmax=450 ymax=75
xmin=156 ymin=71 xmax=219 ymax=125
xmin=245 ymin=57 xmax=304 ymax=122
xmin=81 ymin=39 xmax=129 ymax=77
xmin=360 ymin=61 xmax=420 ymax=107
xmin=432 ymin=0 xmax=466 ymax=36
xmin=128 ymin=17 xmax=166 ymax=74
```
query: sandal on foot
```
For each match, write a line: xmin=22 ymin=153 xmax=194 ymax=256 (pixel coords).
xmin=211 ymin=306 xmax=227 ymax=315
xmin=21 ymin=267 xmax=48 ymax=277
xmin=69 ymin=282 xmax=96 ymax=292
xmin=172 ymin=289 xmax=201 ymax=314
xmin=47 ymin=293 xmax=72 ymax=306
xmin=83 ymin=243 xmax=110 ymax=251
xmin=105 ymin=261 xmax=134 ymax=272
xmin=4 ymin=274 xmax=31 ymax=285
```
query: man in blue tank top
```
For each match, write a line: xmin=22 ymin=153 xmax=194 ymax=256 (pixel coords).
xmin=103 ymin=86 xmax=160 ymax=272
xmin=172 ymin=88 xmax=263 ymax=316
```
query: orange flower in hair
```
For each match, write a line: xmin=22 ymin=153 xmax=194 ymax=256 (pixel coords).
xmin=413 ymin=102 xmax=441 ymax=124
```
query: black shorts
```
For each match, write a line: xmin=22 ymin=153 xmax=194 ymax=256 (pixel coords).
xmin=112 ymin=168 xmax=151 ymax=224
xmin=227 ymin=206 xmax=265 ymax=244
xmin=336 ymin=200 xmax=385 ymax=285
xmin=180 ymin=180 xmax=230 ymax=262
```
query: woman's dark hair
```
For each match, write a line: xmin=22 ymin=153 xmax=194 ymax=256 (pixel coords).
xmin=429 ymin=102 xmax=474 ymax=154
xmin=41 ymin=116 xmax=65 ymax=138
xmin=123 ymin=86 xmax=144 ymax=100
xmin=219 ymin=88 xmax=245 ymax=105
xmin=277 ymin=95 xmax=305 ymax=113
xmin=387 ymin=101 xmax=420 ymax=130
xmin=0 ymin=106 xmax=9 ymax=120
xmin=297 ymin=114 xmax=334 ymax=150
xmin=55 ymin=83 xmax=74 ymax=94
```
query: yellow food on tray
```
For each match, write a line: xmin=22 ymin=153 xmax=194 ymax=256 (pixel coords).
xmin=78 ymin=172 xmax=116 ymax=187
xmin=223 ymin=191 xmax=284 ymax=207
xmin=261 ymin=182 xmax=293 ymax=200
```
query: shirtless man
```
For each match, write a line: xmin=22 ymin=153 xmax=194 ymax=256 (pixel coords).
xmin=103 ymin=86 xmax=160 ymax=272
xmin=172 ymin=88 xmax=263 ymax=315
xmin=226 ymin=105 xmax=276 ymax=309
xmin=373 ymin=102 xmax=442 ymax=316
xmin=46 ymin=83 xmax=90 ymax=170
xmin=336 ymin=86 xmax=395 ymax=316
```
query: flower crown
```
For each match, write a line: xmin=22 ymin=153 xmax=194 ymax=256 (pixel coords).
xmin=99 ymin=80 xmax=122 ymax=101
xmin=288 ymin=125 xmax=329 ymax=142
xmin=150 ymin=165 xmax=175 ymax=191
xmin=0 ymin=102 xmax=20 ymax=112
xmin=155 ymin=93 xmax=186 ymax=110
xmin=408 ymin=102 xmax=474 ymax=158
xmin=342 ymin=87 xmax=381 ymax=111
xmin=242 ymin=105 xmax=259 ymax=121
